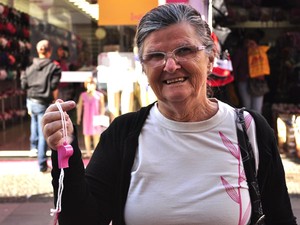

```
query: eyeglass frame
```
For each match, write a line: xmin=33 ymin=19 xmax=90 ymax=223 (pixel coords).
xmin=141 ymin=45 xmax=206 ymax=68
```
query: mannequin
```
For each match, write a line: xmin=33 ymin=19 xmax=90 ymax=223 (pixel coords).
xmin=77 ymin=77 xmax=105 ymax=157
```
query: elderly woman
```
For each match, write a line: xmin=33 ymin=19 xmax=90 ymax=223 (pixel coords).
xmin=42 ymin=3 xmax=296 ymax=225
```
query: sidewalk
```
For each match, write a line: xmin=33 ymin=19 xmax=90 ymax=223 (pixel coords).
xmin=0 ymin=153 xmax=299 ymax=224
xmin=0 ymin=156 xmax=90 ymax=225
xmin=0 ymin=198 xmax=53 ymax=225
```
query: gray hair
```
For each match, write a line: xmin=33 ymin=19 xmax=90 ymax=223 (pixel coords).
xmin=135 ymin=3 xmax=217 ymax=61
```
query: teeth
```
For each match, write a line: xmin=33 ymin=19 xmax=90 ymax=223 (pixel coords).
xmin=166 ymin=77 xmax=185 ymax=84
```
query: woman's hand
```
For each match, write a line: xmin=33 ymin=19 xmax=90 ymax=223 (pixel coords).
xmin=42 ymin=100 xmax=76 ymax=150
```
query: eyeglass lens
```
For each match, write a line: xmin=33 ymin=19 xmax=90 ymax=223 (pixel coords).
xmin=142 ymin=45 xmax=205 ymax=67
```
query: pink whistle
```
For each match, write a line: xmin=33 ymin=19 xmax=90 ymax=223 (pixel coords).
xmin=57 ymin=142 xmax=74 ymax=169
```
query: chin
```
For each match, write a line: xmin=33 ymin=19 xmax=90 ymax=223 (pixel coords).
xmin=165 ymin=94 xmax=191 ymax=103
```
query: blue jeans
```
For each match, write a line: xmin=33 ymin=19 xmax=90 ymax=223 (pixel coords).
xmin=26 ymin=99 xmax=49 ymax=171
xmin=238 ymin=81 xmax=264 ymax=114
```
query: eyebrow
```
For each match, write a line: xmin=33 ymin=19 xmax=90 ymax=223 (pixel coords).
xmin=144 ymin=43 xmax=195 ymax=54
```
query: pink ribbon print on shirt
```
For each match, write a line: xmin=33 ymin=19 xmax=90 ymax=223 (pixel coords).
xmin=219 ymin=114 xmax=253 ymax=225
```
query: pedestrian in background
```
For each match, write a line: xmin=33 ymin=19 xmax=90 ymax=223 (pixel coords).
xmin=42 ymin=3 xmax=296 ymax=225
xmin=232 ymin=37 xmax=270 ymax=114
xmin=76 ymin=76 xmax=106 ymax=158
xmin=21 ymin=39 xmax=61 ymax=172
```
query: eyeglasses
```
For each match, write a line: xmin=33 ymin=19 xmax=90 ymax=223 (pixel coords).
xmin=141 ymin=45 xmax=206 ymax=68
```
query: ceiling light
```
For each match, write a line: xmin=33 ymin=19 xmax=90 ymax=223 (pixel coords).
xmin=68 ymin=0 xmax=98 ymax=21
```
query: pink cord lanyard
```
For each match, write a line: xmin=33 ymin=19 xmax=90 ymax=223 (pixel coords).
xmin=50 ymin=102 xmax=74 ymax=225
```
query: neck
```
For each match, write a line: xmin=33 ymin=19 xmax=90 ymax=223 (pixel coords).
xmin=157 ymin=98 xmax=218 ymax=122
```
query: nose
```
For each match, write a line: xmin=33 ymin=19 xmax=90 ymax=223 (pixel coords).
xmin=165 ymin=52 xmax=176 ymax=61
xmin=163 ymin=55 xmax=181 ymax=73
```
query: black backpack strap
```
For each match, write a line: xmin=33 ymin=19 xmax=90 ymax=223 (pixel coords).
xmin=235 ymin=108 xmax=265 ymax=225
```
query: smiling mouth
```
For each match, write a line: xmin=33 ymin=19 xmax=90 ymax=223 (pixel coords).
xmin=164 ymin=77 xmax=187 ymax=85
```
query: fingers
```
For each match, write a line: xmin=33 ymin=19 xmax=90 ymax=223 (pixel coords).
xmin=44 ymin=123 xmax=64 ymax=150
xmin=42 ymin=100 xmax=76 ymax=150
xmin=46 ymin=100 xmax=76 ymax=114
xmin=43 ymin=116 xmax=74 ymax=150
xmin=42 ymin=100 xmax=76 ymax=126
xmin=43 ymin=119 xmax=64 ymax=150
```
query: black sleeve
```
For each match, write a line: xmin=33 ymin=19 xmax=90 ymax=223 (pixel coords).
xmin=250 ymin=111 xmax=297 ymax=225
xmin=51 ymin=122 xmax=121 ymax=225
xmin=51 ymin=130 xmax=110 ymax=225
xmin=51 ymin=107 xmax=150 ymax=225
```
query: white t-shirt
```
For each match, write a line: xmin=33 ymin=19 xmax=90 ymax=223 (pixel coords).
xmin=124 ymin=100 xmax=259 ymax=225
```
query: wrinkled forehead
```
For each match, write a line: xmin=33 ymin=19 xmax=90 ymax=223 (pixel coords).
xmin=142 ymin=22 xmax=201 ymax=51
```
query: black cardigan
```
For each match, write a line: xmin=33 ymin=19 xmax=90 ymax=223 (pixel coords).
xmin=51 ymin=103 xmax=297 ymax=225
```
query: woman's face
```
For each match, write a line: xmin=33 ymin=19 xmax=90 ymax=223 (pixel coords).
xmin=142 ymin=22 xmax=212 ymax=106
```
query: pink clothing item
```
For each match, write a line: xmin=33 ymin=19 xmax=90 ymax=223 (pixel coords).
xmin=81 ymin=91 xmax=104 ymax=135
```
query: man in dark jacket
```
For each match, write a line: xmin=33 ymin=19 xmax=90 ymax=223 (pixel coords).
xmin=21 ymin=39 xmax=61 ymax=172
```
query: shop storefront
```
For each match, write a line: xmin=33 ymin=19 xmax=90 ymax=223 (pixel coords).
xmin=212 ymin=0 xmax=300 ymax=157
xmin=0 ymin=0 xmax=103 ymax=131
xmin=0 ymin=0 xmax=204 ymax=134
xmin=1 ymin=0 xmax=299 ymax=156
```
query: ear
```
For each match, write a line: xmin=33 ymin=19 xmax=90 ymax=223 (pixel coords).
xmin=209 ymin=56 xmax=215 ymax=71
xmin=207 ymin=61 xmax=213 ymax=73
